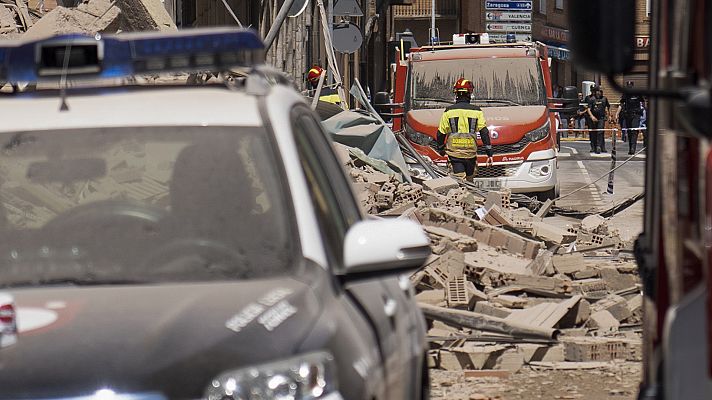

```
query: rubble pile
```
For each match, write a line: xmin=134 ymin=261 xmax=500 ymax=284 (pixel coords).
xmin=0 ymin=0 xmax=175 ymax=39
xmin=339 ymin=143 xmax=643 ymax=375
xmin=0 ymin=0 xmax=40 ymax=36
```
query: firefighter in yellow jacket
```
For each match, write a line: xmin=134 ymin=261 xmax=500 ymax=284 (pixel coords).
xmin=436 ymin=78 xmax=494 ymax=181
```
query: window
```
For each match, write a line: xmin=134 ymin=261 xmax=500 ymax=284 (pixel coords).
xmin=292 ymin=107 xmax=361 ymax=268
xmin=555 ymin=0 xmax=563 ymax=10
xmin=411 ymin=57 xmax=547 ymax=109
xmin=539 ymin=0 xmax=547 ymax=14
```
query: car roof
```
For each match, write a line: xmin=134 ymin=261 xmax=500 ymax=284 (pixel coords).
xmin=0 ymin=84 xmax=263 ymax=132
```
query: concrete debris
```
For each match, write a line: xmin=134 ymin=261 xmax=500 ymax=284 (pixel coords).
xmin=117 ymin=0 xmax=175 ymax=31
xmin=562 ymin=337 xmax=641 ymax=362
xmin=588 ymin=310 xmax=620 ymax=332
xmin=415 ymin=289 xmax=445 ymax=306
xmin=482 ymin=204 xmax=514 ymax=227
xmin=3 ymin=0 xmax=175 ymax=39
xmin=446 ymin=275 xmax=471 ymax=309
xmin=473 ymin=301 xmax=512 ymax=319
xmin=505 ymin=295 xmax=583 ymax=329
xmin=535 ymin=198 xmax=554 ymax=218
xmin=581 ymin=214 xmax=608 ymax=233
xmin=484 ymin=191 xmax=503 ymax=210
xmin=532 ymin=221 xmax=577 ymax=244
xmin=338 ymin=142 xmax=641 ymax=375
xmin=423 ymin=176 xmax=459 ymax=194
xmin=552 ymin=253 xmax=585 ymax=275
xmin=590 ymin=294 xmax=632 ymax=322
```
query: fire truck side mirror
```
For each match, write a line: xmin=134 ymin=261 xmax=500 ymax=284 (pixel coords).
xmin=548 ymin=86 xmax=579 ymax=118
xmin=374 ymin=92 xmax=390 ymax=106
xmin=562 ymin=86 xmax=577 ymax=101
xmin=569 ymin=0 xmax=635 ymax=74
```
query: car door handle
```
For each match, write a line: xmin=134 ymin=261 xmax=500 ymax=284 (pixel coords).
xmin=383 ymin=298 xmax=398 ymax=318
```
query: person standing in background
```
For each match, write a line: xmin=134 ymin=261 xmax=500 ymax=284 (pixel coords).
xmin=616 ymin=81 xmax=643 ymax=155
xmin=587 ymin=86 xmax=611 ymax=154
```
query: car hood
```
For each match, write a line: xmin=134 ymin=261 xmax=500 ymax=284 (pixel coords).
xmin=0 ymin=279 xmax=321 ymax=399
xmin=406 ymin=106 xmax=549 ymax=144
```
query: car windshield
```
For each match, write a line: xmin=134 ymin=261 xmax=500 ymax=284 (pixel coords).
xmin=411 ymin=57 xmax=547 ymax=109
xmin=0 ymin=126 xmax=294 ymax=288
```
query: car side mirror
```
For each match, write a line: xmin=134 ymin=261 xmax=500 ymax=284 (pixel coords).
xmin=341 ymin=219 xmax=430 ymax=281
xmin=569 ymin=0 xmax=635 ymax=74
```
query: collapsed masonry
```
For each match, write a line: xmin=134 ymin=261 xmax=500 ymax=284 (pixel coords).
xmin=338 ymin=142 xmax=643 ymax=374
xmin=0 ymin=0 xmax=175 ymax=39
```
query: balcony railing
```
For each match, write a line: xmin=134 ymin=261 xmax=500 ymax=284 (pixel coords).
xmin=393 ymin=0 xmax=458 ymax=18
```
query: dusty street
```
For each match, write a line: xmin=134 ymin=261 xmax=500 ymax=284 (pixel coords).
xmin=410 ymin=138 xmax=645 ymax=400
xmin=431 ymin=361 xmax=642 ymax=400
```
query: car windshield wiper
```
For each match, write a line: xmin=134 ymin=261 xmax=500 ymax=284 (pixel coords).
xmin=412 ymin=97 xmax=454 ymax=105
xmin=476 ymin=99 xmax=523 ymax=106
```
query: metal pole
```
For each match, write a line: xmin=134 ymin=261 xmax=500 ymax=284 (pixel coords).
xmin=220 ymin=0 xmax=243 ymax=27
xmin=430 ymin=0 xmax=435 ymax=44
xmin=264 ymin=0 xmax=297 ymax=51
xmin=311 ymin=71 xmax=326 ymax=109
xmin=327 ymin=0 xmax=334 ymax=85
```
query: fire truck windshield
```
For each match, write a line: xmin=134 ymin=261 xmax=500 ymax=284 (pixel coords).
xmin=411 ymin=57 xmax=547 ymax=109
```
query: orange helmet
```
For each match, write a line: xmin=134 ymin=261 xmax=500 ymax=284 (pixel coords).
xmin=453 ymin=78 xmax=474 ymax=95
xmin=307 ymin=66 xmax=325 ymax=83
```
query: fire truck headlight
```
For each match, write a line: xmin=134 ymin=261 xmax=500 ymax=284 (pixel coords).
xmin=404 ymin=124 xmax=436 ymax=147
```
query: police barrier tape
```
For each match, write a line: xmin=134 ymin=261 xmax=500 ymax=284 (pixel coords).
xmin=557 ymin=127 xmax=648 ymax=131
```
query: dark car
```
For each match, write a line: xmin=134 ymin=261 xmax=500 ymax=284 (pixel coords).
xmin=0 ymin=29 xmax=431 ymax=400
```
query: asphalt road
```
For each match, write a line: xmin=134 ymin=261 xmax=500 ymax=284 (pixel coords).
xmin=554 ymin=139 xmax=645 ymax=216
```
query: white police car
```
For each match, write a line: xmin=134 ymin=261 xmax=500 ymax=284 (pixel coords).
xmin=0 ymin=29 xmax=431 ymax=400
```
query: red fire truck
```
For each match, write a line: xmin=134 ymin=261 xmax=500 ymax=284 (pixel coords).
xmin=389 ymin=36 xmax=563 ymax=200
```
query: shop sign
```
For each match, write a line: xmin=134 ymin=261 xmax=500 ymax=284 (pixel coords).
xmin=540 ymin=26 xmax=570 ymax=43
xmin=547 ymin=46 xmax=570 ymax=61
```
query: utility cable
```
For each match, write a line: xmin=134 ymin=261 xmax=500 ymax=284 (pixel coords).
xmin=553 ymin=146 xmax=647 ymax=202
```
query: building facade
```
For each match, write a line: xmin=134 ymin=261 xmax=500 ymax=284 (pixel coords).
xmin=391 ymin=0 xmax=459 ymax=47
xmin=532 ymin=0 xmax=575 ymax=91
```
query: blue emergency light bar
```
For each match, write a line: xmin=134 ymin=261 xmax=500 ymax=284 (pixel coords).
xmin=0 ymin=28 xmax=265 ymax=83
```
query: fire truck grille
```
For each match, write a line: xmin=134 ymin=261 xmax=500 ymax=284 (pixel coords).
xmin=476 ymin=164 xmax=521 ymax=178
xmin=478 ymin=136 xmax=531 ymax=155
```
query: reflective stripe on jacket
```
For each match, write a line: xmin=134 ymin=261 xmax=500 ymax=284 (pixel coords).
xmin=438 ymin=101 xmax=487 ymax=159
